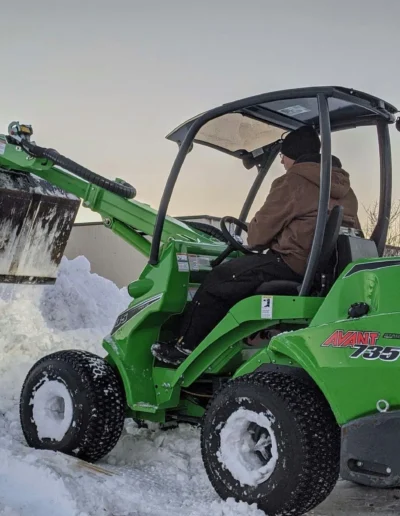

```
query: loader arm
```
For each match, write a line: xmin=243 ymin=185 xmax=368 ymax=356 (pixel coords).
xmin=0 ymin=126 xmax=215 ymax=261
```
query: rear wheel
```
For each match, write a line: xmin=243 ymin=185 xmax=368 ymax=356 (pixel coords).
xmin=20 ymin=350 xmax=125 ymax=462
xmin=201 ymin=372 xmax=340 ymax=516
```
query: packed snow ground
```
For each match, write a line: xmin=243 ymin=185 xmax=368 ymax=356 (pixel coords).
xmin=0 ymin=256 xmax=399 ymax=515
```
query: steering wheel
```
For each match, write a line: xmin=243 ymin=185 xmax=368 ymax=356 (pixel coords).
xmin=220 ymin=216 xmax=254 ymax=254
xmin=211 ymin=216 xmax=258 ymax=267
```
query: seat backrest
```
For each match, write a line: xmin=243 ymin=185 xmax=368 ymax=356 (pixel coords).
xmin=337 ymin=234 xmax=379 ymax=274
xmin=317 ymin=204 xmax=344 ymax=273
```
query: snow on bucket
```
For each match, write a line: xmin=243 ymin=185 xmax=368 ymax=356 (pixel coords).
xmin=0 ymin=168 xmax=79 ymax=284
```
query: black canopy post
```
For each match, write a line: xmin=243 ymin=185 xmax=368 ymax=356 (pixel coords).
xmin=236 ymin=141 xmax=281 ymax=235
xmin=299 ymin=94 xmax=332 ymax=296
xmin=149 ymin=123 xmax=200 ymax=265
xmin=371 ymin=121 xmax=392 ymax=256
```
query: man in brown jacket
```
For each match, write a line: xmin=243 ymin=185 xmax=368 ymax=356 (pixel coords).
xmin=152 ymin=126 xmax=360 ymax=365
xmin=248 ymin=127 xmax=361 ymax=276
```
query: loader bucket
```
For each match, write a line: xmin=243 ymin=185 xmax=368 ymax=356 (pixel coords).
xmin=0 ymin=168 xmax=80 ymax=284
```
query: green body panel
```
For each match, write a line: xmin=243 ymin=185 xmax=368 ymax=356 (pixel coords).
xmin=309 ymin=257 xmax=400 ymax=327
xmin=233 ymin=259 xmax=400 ymax=425
xmin=232 ymin=348 xmax=297 ymax=378
xmin=104 ymin=257 xmax=322 ymax=418
xmin=268 ymin=315 xmax=400 ymax=425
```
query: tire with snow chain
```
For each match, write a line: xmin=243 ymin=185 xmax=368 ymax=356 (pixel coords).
xmin=20 ymin=350 xmax=126 ymax=462
xmin=201 ymin=372 xmax=340 ymax=516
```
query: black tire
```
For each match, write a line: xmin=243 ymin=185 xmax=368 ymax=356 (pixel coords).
xmin=20 ymin=350 xmax=126 ymax=462
xmin=201 ymin=372 xmax=340 ymax=516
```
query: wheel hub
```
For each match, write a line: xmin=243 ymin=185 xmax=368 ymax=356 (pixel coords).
xmin=31 ymin=379 xmax=74 ymax=442
xmin=46 ymin=395 xmax=66 ymax=421
xmin=248 ymin=422 xmax=273 ymax=465
xmin=217 ymin=407 xmax=278 ymax=487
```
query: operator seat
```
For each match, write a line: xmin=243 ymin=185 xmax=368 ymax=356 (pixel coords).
xmin=254 ymin=205 xmax=344 ymax=296
xmin=255 ymin=204 xmax=381 ymax=297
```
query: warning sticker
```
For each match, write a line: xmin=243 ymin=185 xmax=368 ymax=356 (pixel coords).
xmin=188 ymin=254 xmax=200 ymax=271
xmin=176 ymin=253 xmax=189 ymax=272
xmin=278 ymin=105 xmax=310 ymax=117
xmin=261 ymin=296 xmax=273 ymax=319
xmin=0 ymin=142 xmax=6 ymax=155
xmin=188 ymin=254 xmax=212 ymax=271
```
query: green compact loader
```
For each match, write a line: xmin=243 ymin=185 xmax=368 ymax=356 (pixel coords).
xmin=0 ymin=86 xmax=399 ymax=515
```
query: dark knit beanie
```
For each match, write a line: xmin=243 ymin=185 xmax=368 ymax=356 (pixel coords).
xmin=280 ymin=126 xmax=320 ymax=160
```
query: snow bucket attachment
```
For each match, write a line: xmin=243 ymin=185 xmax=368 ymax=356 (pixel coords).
xmin=0 ymin=167 xmax=80 ymax=284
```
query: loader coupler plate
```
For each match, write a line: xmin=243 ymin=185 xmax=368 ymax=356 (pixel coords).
xmin=0 ymin=168 xmax=80 ymax=284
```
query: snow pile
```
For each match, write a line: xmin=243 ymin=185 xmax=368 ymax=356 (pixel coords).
xmin=0 ymin=255 xmax=131 ymax=332
xmin=39 ymin=256 xmax=131 ymax=331
xmin=0 ymin=447 xmax=81 ymax=516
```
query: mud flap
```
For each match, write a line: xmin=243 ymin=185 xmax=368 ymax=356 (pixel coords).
xmin=0 ymin=168 xmax=80 ymax=284
xmin=340 ymin=410 xmax=400 ymax=487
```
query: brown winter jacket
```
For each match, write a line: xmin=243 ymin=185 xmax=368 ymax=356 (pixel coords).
xmin=247 ymin=154 xmax=361 ymax=276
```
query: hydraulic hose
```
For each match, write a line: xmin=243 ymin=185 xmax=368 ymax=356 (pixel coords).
xmin=21 ymin=141 xmax=136 ymax=199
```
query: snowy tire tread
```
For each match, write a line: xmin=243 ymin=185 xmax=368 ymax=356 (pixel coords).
xmin=201 ymin=371 xmax=340 ymax=516
xmin=20 ymin=350 xmax=126 ymax=462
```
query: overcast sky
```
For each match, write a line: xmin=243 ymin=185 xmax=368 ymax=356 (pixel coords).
xmin=1 ymin=0 xmax=399 ymax=228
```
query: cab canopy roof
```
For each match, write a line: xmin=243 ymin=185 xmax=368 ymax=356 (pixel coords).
xmin=166 ymin=86 xmax=398 ymax=159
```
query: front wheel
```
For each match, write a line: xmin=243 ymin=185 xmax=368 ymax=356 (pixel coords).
xmin=20 ymin=350 xmax=126 ymax=462
xmin=201 ymin=372 xmax=340 ymax=516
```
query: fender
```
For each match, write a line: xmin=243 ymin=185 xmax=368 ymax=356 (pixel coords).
xmin=235 ymin=315 xmax=400 ymax=426
xmin=154 ymin=295 xmax=321 ymax=408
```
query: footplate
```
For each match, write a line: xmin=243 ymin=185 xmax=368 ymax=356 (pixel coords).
xmin=340 ymin=409 xmax=400 ymax=487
